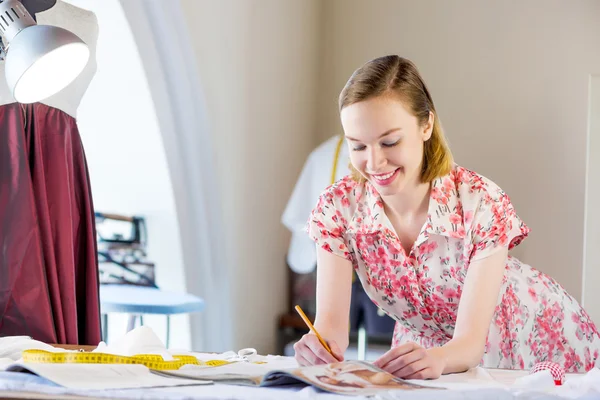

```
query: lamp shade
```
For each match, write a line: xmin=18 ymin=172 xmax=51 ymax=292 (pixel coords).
xmin=5 ymin=24 xmax=89 ymax=103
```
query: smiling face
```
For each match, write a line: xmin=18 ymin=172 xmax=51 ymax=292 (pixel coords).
xmin=341 ymin=95 xmax=433 ymax=196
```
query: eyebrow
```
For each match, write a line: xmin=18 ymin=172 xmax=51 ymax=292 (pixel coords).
xmin=345 ymin=128 xmax=402 ymax=142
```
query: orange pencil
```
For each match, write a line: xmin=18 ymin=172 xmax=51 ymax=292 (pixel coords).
xmin=294 ymin=305 xmax=333 ymax=355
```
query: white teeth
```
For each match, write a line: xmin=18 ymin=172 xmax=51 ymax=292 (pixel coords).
xmin=374 ymin=170 xmax=396 ymax=180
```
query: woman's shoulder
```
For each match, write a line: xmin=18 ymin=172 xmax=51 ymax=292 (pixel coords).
xmin=312 ymin=175 xmax=363 ymax=221
xmin=452 ymin=164 xmax=510 ymax=205
xmin=318 ymin=175 xmax=362 ymax=203
xmin=451 ymin=165 xmax=529 ymax=252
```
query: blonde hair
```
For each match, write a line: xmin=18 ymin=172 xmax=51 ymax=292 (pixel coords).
xmin=339 ymin=55 xmax=453 ymax=183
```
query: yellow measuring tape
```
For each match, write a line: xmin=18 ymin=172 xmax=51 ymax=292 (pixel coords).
xmin=330 ymin=134 xmax=344 ymax=186
xmin=22 ymin=349 xmax=233 ymax=370
xmin=330 ymin=134 xmax=357 ymax=284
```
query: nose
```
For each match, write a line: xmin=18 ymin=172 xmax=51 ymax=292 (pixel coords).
xmin=366 ymin=147 xmax=386 ymax=172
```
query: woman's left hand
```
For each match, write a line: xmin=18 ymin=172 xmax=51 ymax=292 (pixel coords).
xmin=372 ymin=342 xmax=445 ymax=380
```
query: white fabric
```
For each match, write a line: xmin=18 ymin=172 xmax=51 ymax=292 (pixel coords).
xmin=282 ymin=135 xmax=350 ymax=273
xmin=3 ymin=327 xmax=599 ymax=398
xmin=1 ymin=368 xmax=600 ymax=399
xmin=554 ymin=368 xmax=600 ymax=399
xmin=0 ymin=336 xmax=69 ymax=364
xmin=0 ymin=0 xmax=98 ymax=117
xmin=93 ymin=326 xmax=174 ymax=361
xmin=512 ymin=370 xmax=556 ymax=391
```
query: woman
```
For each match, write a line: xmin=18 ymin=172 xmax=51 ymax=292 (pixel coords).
xmin=293 ymin=55 xmax=600 ymax=378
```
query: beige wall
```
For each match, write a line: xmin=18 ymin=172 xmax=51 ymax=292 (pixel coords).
xmin=179 ymin=0 xmax=322 ymax=353
xmin=584 ymin=75 xmax=600 ymax=326
xmin=317 ymin=0 xmax=600 ymax=300
xmin=178 ymin=0 xmax=600 ymax=352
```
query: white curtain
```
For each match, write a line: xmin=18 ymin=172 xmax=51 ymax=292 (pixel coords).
xmin=119 ymin=0 xmax=233 ymax=352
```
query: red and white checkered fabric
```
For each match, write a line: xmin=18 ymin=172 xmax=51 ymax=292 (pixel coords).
xmin=530 ymin=362 xmax=565 ymax=385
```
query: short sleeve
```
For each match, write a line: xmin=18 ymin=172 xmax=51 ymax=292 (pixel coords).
xmin=470 ymin=187 xmax=530 ymax=261
xmin=306 ymin=190 xmax=352 ymax=261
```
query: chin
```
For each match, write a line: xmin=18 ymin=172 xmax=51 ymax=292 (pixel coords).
xmin=376 ymin=185 xmax=403 ymax=196
xmin=370 ymin=178 xmax=405 ymax=196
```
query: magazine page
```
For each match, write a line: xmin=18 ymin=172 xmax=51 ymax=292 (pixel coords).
xmin=260 ymin=361 xmax=442 ymax=396
xmin=154 ymin=360 xmax=273 ymax=386
xmin=5 ymin=362 xmax=209 ymax=390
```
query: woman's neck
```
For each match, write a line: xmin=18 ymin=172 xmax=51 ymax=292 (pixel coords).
xmin=381 ymin=178 xmax=431 ymax=220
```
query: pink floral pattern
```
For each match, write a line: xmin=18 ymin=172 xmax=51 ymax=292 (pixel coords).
xmin=307 ymin=164 xmax=600 ymax=372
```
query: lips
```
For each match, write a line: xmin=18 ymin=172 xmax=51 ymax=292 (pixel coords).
xmin=370 ymin=168 xmax=400 ymax=186
xmin=373 ymin=170 xmax=395 ymax=180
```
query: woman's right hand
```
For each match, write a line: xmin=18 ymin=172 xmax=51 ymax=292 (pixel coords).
xmin=293 ymin=333 xmax=344 ymax=366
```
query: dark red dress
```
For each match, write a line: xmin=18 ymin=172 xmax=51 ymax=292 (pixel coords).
xmin=0 ymin=102 xmax=101 ymax=345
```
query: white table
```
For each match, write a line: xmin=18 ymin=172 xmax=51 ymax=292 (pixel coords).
xmin=0 ymin=366 xmax=598 ymax=400
xmin=99 ymin=284 xmax=205 ymax=347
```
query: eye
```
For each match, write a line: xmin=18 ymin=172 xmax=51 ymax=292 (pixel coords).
xmin=382 ymin=139 xmax=400 ymax=148
xmin=352 ymin=145 xmax=366 ymax=151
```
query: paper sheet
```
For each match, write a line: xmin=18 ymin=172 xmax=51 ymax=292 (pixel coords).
xmin=6 ymin=363 xmax=211 ymax=390
xmin=395 ymin=367 xmax=507 ymax=391
xmin=0 ymin=358 xmax=14 ymax=371
xmin=0 ymin=336 xmax=67 ymax=361
xmin=167 ymin=360 xmax=282 ymax=383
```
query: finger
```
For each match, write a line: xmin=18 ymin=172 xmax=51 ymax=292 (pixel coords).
xmin=393 ymin=359 xmax=430 ymax=379
xmin=381 ymin=347 xmax=427 ymax=373
xmin=294 ymin=337 xmax=324 ymax=366
xmin=404 ymin=367 xmax=433 ymax=380
xmin=299 ymin=346 xmax=326 ymax=365
xmin=300 ymin=342 xmax=328 ymax=365
xmin=373 ymin=342 xmax=418 ymax=368
xmin=295 ymin=353 xmax=311 ymax=367
xmin=329 ymin=341 xmax=344 ymax=362
xmin=305 ymin=336 xmax=339 ymax=364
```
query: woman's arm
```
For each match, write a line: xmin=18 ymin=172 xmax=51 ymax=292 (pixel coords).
xmin=313 ymin=246 xmax=354 ymax=353
xmin=428 ymin=247 xmax=508 ymax=373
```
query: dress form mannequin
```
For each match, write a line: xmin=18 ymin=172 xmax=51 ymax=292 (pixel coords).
xmin=0 ymin=0 xmax=98 ymax=117
xmin=0 ymin=0 xmax=101 ymax=345
xmin=20 ymin=0 xmax=56 ymax=18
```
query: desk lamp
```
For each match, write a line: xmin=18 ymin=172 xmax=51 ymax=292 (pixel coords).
xmin=0 ymin=0 xmax=89 ymax=103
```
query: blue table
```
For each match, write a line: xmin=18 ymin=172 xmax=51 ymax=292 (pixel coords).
xmin=99 ymin=284 xmax=205 ymax=347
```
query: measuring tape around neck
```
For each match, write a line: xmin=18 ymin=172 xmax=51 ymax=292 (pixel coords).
xmin=330 ymin=134 xmax=357 ymax=284
xmin=330 ymin=135 xmax=344 ymax=185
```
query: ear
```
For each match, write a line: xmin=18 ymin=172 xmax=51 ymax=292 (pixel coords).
xmin=422 ymin=111 xmax=434 ymax=141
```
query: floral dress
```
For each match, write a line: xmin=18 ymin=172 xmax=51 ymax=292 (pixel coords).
xmin=307 ymin=164 xmax=600 ymax=372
